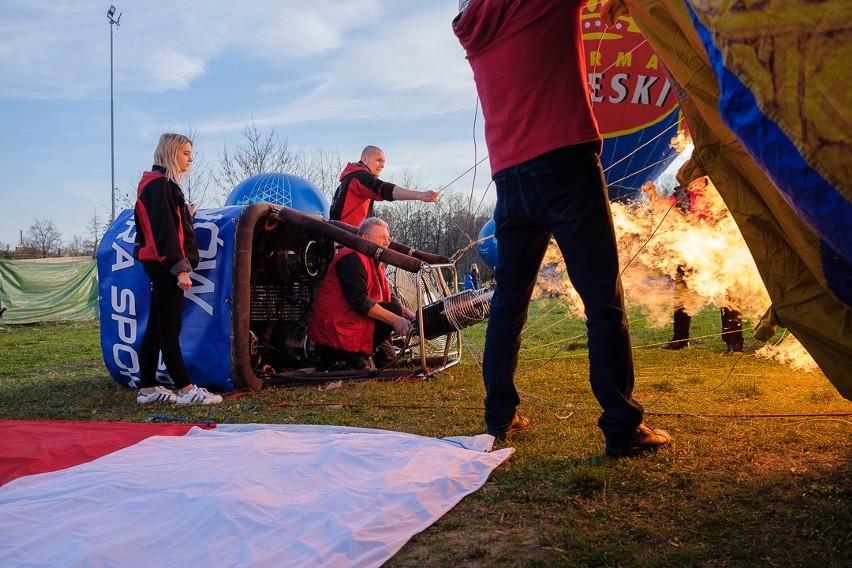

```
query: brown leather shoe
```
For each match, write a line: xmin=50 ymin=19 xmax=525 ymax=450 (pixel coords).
xmin=605 ymin=422 xmax=671 ymax=457
xmin=487 ymin=412 xmax=531 ymax=441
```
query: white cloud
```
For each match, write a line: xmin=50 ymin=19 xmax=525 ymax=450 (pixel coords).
xmin=0 ymin=1 xmax=389 ymax=99
xmin=0 ymin=3 xmax=102 ymax=99
xmin=0 ymin=1 xmax=487 ymax=246
xmin=136 ymin=49 xmax=207 ymax=92
xmin=192 ymin=4 xmax=476 ymax=133
xmin=335 ymin=7 xmax=473 ymax=94
xmin=166 ymin=2 xmax=477 ymax=141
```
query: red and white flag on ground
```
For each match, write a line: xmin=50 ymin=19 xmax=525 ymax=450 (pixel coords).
xmin=0 ymin=421 xmax=512 ymax=568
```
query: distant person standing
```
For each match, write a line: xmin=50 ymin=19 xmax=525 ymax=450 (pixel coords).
xmin=453 ymin=0 xmax=670 ymax=456
xmin=465 ymin=263 xmax=481 ymax=290
xmin=643 ymin=178 xmax=744 ymax=354
xmin=134 ymin=133 xmax=222 ymax=405
xmin=329 ymin=145 xmax=439 ymax=227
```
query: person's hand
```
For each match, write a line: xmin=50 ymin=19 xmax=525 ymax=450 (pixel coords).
xmin=401 ymin=306 xmax=416 ymax=321
xmin=421 ymin=190 xmax=439 ymax=203
xmin=602 ymin=0 xmax=628 ymax=27
xmin=392 ymin=315 xmax=411 ymax=337
xmin=177 ymin=272 xmax=192 ymax=291
xmin=187 ymin=203 xmax=198 ymax=217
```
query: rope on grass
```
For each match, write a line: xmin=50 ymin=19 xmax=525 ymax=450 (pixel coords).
xmin=644 ymin=411 xmax=852 ymax=420
xmin=272 ymin=401 xmax=485 ymax=411
xmin=253 ymin=394 xmax=852 ymax=422
xmin=777 ymin=417 xmax=852 ymax=427
xmin=148 ymin=413 xmax=216 ymax=428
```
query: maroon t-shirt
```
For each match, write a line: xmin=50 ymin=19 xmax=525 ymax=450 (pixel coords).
xmin=453 ymin=0 xmax=602 ymax=175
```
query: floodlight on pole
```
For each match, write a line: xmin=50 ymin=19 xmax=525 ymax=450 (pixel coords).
xmin=107 ymin=5 xmax=122 ymax=223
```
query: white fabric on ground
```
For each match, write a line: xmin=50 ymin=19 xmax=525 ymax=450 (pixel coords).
xmin=0 ymin=424 xmax=512 ymax=568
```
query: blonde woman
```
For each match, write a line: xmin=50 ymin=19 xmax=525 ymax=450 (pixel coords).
xmin=134 ymin=133 xmax=222 ymax=405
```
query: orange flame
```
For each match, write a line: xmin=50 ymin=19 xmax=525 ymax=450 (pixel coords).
xmin=532 ymin=167 xmax=818 ymax=371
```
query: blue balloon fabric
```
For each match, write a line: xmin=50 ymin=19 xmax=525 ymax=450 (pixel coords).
xmin=225 ymin=172 xmax=329 ymax=219
xmin=477 ymin=219 xmax=498 ymax=270
xmin=689 ymin=8 xmax=852 ymax=303
xmin=97 ymin=207 xmax=240 ymax=391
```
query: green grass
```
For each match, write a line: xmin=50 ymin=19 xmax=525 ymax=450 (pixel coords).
xmin=1 ymin=300 xmax=850 ymax=567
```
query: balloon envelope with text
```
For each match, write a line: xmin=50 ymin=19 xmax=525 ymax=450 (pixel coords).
xmin=583 ymin=6 xmax=684 ymax=202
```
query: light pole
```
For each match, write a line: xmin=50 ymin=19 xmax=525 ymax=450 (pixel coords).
xmin=107 ymin=6 xmax=121 ymax=223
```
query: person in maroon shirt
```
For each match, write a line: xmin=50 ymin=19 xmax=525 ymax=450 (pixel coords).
xmin=454 ymin=0 xmax=670 ymax=456
xmin=329 ymin=146 xmax=439 ymax=227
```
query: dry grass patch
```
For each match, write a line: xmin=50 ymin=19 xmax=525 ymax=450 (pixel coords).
xmin=1 ymin=302 xmax=850 ymax=567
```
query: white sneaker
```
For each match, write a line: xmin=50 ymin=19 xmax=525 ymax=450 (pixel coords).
xmin=137 ymin=385 xmax=177 ymax=404
xmin=176 ymin=385 xmax=223 ymax=405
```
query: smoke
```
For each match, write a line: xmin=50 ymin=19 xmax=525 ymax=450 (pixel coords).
xmin=531 ymin=176 xmax=819 ymax=371
xmin=614 ymin=179 xmax=769 ymax=320
xmin=755 ymin=333 xmax=820 ymax=372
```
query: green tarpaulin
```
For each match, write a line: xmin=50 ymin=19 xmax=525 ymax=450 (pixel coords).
xmin=0 ymin=259 xmax=98 ymax=324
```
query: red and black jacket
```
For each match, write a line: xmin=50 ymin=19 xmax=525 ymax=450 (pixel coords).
xmin=133 ymin=166 xmax=199 ymax=276
xmin=328 ymin=162 xmax=396 ymax=227
xmin=307 ymin=247 xmax=391 ymax=354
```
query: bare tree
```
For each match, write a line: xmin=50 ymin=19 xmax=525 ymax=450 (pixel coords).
xmin=380 ymin=188 xmax=493 ymax=277
xmin=387 ymin=167 xmax=427 ymax=192
xmin=85 ymin=209 xmax=107 ymax=256
xmin=64 ymin=235 xmax=92 ymax=257
xmin=302 ymin=146 xmax=345 ymax=200
xmin=376 ymin=166 xmax=431 ymax=246
xmin=212 ymin=122 xmax=306 ymax=198
xmin=25 ymin=219 xmax=62 ymax=258
xmin=115 ymin=181 xmax=136 ymax=214
xmin=183 ymin=124 xmax=218 ymax=208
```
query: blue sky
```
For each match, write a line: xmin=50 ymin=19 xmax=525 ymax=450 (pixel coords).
xmin=0 ymin=1 xmax=484 ymax=248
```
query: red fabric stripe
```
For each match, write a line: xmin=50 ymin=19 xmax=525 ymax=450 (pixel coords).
xmin=0 ymin=420 xmax=200 ymax=486
xmin=176 ymin=203 xmax=186 ymax=258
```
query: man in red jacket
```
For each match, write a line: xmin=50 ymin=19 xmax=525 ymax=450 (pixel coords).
xmin=308 ymin=217 xmax=416 ymax=371
xmin=329 ymin=146 xmax=439 ymax=227
xmin=453 ymin=0 xmax=670 ymax=456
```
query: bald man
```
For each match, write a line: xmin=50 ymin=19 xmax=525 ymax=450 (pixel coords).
xmin=329 ymin=145 xmax=439 ymax=227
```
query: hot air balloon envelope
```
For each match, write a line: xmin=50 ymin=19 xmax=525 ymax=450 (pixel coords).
xmin=583 ymin=6 xmax=684 ymax=201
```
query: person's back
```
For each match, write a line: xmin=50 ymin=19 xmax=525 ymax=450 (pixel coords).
xmin=453 ymin=0 xmax=670 ymax=456
xmin=453 ymin=0 xmax=601 ymax=174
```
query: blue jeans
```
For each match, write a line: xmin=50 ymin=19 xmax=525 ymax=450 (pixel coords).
xmin=485 ymin=144 xmax=644 ymax=443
